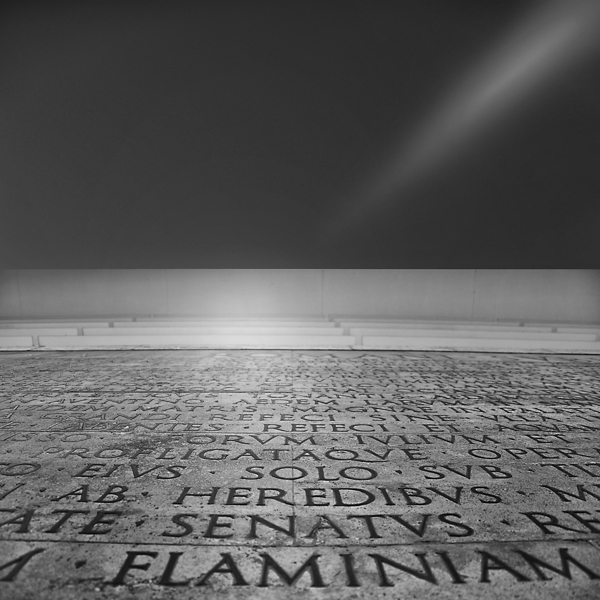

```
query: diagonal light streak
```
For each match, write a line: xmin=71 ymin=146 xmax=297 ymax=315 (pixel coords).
xmin=333 ymin=0 xmax=600 ymax=237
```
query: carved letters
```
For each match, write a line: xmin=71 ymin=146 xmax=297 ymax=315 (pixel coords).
xmin=0 ymin=350 xmax=599 ymax=596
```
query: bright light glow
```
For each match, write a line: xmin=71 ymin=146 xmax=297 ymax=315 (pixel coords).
xmin=334 ymin=0 xmax=600 ymax=235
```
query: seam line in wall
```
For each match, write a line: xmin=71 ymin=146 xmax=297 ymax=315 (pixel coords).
xmin=470 ymin=269 xmax=477 ymax=320
xmin=165 ymin=269 xmax=170 ymax=316
xmin=16 ymin=271 xmax=24 ymax=318
xmin=320 ymin=269 xmax=325 ymax=318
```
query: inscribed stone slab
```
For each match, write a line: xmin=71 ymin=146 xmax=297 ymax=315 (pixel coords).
xmin=0 ymin=350 xmax=599 ymax=598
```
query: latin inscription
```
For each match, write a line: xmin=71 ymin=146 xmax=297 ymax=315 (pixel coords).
xmin=0 ymin=350 xmax=599 ymax=597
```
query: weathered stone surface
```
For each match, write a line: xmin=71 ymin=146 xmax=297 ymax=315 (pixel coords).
xmin=0 ymin=350 xmax=599 ymax=598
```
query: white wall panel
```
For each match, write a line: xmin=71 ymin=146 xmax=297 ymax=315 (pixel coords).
xmin=323 ymin=270 xmax=476 ymax=319
xmin=472 ymin=270 xmax=600 ymax=323
xmin=13 ymin=270 xmax=168 ymax=318
xmin=1 ymin=269 xmax=598 ymax=323
xmin=165 ymin=270 xmax=323 ymax=317
xmin=0 ymin=270 xmax=23 ymax=317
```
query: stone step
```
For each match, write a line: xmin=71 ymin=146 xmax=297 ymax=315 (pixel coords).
xmin=38 ymin=334 xmax=356 ymax=348
xmin=0 ymin=317 xmax=131 ymax=323
xmin=338 ymin=321 xmax=552 ymax=332
xmin=0 ymin=328 xmax=78 ymax=337
xmin=4 ymin=317 xmax=598 ymax=351
xmin=83 ymin=326 xmax=345 ymax=336
xmin=0 ymin=322 xmax=110 ymax=329
xmin=361 ymin=335 xmax=600 ymax=353
xmin=136 ymin=316 xmax=330 ymax=322
xmin=349 ymin=328 xmax=597 ymax=341
xmin=0 ymin=336 xmax=34 ymax=348
xmin=523 ymin=321 xmax=600 ymax=328
xmin=334 ymin=317 xmax=523 ymax=326
xmin=115 ymin=320 xmax=334 ymax=328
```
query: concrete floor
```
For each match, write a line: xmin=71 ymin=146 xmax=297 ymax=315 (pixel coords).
xmin=0 ymin=349 xmax=599 ymax=599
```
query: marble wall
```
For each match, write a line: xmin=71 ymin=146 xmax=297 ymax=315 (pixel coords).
xmin=1 ymin=269 xmax=599 ymax=323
